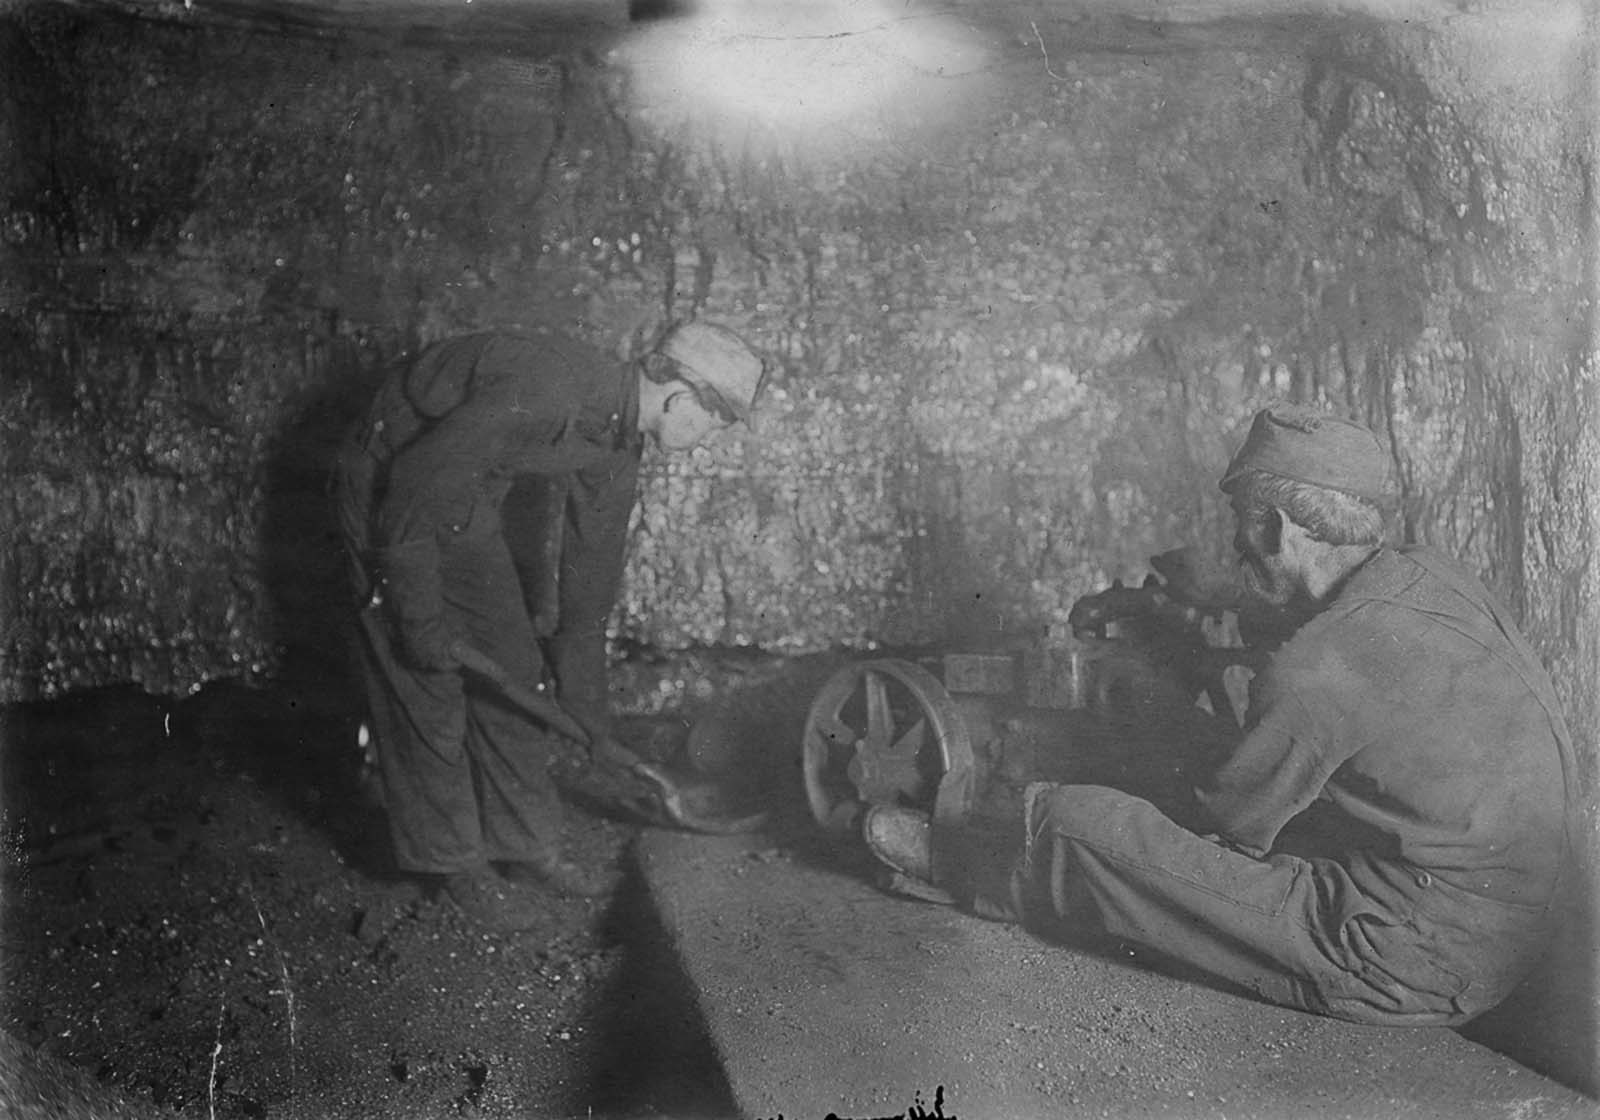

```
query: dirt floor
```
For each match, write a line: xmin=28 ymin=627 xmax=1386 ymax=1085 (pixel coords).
xmin=0 ymin=662 xmax=759 ymax=1120
xmin=5 ymin=650 xmax=1596 ymax=1120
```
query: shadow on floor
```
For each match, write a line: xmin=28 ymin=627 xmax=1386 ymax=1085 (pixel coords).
xmin=585 ymin=852 xmax=740 ymax=1120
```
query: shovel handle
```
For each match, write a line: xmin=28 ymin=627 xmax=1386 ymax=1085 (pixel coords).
xmin=450 ymin=642 xmax=767 ymax=835
xmin=449 ymin=641 xmax=593 ymax=748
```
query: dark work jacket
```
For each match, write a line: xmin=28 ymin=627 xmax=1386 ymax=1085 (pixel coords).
xmin=1196 ymin=546 xmax=1575 ymax=912
xmin=340 ymin=329 xmax=643 ymax=721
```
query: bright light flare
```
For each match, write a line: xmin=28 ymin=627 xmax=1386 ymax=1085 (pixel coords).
xmin=615 ymin=0 xmax=993 ymax=160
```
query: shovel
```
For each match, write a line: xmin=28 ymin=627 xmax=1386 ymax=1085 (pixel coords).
xmin=450 ymin=641 xmax=769 ymax=835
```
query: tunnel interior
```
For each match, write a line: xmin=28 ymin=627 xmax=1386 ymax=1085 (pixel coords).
xmin=0 ymin=0 xmax=1594 ymax=1107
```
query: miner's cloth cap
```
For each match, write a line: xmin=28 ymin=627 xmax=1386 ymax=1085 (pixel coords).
xmin=1221 ymin=404 xmax=1395 ymax=503
xmin=657 ymin=321 xmax=765 ymax=423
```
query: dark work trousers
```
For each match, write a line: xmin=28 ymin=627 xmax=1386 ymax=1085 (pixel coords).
xmin=955 ymin=783 xmax=1554 ymax=1027
xmin=355 ymin=520 xmax=566 ymax=875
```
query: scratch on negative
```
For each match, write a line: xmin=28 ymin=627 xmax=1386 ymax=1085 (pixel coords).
xmin=208 ymin=995 xmax=225 ymax=1120
xmin=1030 ymin=20 xmax=1068 ymax=81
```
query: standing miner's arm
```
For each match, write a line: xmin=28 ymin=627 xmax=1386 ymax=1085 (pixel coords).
xmin=501 ymin=475 xmax=569 ymax=641
xmin=543 ymin=454 xmax=641 ymax=752
xmin=541 ymin=322 xmax=764 ymax=759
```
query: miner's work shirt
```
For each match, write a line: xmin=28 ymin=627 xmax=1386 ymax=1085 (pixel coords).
xmin=371 ymin=330 xmax=641 ymax=556
xmin=348 ymin=328 xmax=644 ymax=719
xmin=1197 ymin=545 xmax=1574 ymax=911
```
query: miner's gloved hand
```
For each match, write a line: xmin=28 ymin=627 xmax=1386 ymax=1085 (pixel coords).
xmin=562 ymin=701 xmax=646 ymax=771
xmin=1149 ymin=546 xmax=1250 ymax=611
xmin=592 ymin=733 xmax=650 ymax=773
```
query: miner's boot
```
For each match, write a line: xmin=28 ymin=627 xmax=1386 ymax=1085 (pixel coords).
xmin=439 ymin=865 xmax=548 ymax=933
xmin=861 ymin=806 xmax=956 ymax=906
xmin=499 ymin=851 xmax=610 ymax=899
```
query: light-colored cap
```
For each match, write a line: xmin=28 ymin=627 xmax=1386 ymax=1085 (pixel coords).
xmin=1220 ymin=403 xmax=1396 ymax=505
xmin=657 ymin=321 xmax=765 ymax=424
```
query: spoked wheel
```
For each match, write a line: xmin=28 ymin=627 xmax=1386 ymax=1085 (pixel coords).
xmin=801 ymin=658 xmax=975 ymax=835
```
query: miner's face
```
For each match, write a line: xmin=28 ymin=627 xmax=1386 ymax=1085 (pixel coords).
xmin=1231 ymin=497 xmax=1299 ymax=608
xmin=652 ymin=385 xmax=729 ymax=451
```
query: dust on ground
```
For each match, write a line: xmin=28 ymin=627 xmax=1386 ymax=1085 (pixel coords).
xmin=0 ymin=663 xmax=747 ymax=1120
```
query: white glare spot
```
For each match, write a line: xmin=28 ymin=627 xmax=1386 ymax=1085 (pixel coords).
xmin=616 ymin=0 xmax=992 ymax=162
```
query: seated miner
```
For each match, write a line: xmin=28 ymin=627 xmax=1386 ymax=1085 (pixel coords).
xmin=336 ymin=321 xmax=765 ymax=933
xmin=862 ymin=403 xmax=1576 ymax=1026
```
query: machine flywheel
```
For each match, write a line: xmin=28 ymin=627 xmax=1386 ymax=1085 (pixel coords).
xmin=800 ymin=658 xmax=975 ymax=835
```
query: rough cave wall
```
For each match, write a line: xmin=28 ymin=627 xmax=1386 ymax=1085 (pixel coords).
xmin=1358 ymin=7 xmax=1598 ymax=1090
xmin=0 ymin=0 xmax=1593 ymax=1080
xmin=6 ymin=7 xmax=1584 ymax=680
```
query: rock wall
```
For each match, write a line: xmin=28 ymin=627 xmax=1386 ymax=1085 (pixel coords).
xmin=2 ymin=3 xmax=1590 ymax=721
xmin=2 ymin=0 xmax=1591 ymax=733
xmin=1361 ymin=5 xmax=1597 ymax=1091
